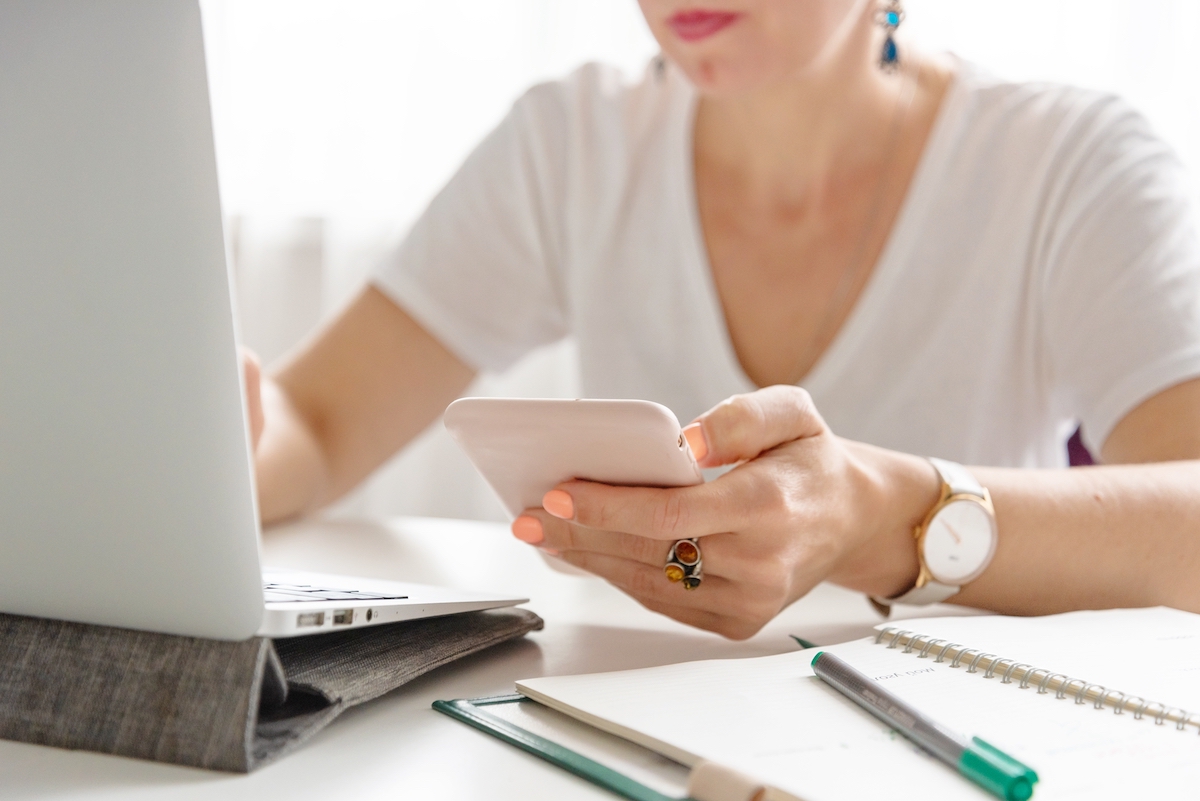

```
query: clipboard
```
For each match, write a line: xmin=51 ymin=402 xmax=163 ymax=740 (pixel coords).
xmin=433 ymin=694 xmax=695 ymax=801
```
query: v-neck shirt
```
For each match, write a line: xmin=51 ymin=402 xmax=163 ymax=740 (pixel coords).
xmin=375 ymin=58 xmax=1200 ymax=467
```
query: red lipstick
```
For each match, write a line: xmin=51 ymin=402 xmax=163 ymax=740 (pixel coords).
xmin=666 ymin=9 xmax=742 ymax=42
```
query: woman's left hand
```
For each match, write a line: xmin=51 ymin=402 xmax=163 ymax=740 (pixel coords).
xmin=510 ymin=385 xmax=939 ymax=639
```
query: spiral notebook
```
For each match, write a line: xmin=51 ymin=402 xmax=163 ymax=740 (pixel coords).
xmin=501 ymin=608 xmax=1200 ymax=800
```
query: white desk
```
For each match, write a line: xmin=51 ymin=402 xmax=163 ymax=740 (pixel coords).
xmin=0 ymin=516 xmax=971 ymax=800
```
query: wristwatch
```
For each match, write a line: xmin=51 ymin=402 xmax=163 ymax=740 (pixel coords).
xmin=871 ymin=457 xmax=997 ymax=611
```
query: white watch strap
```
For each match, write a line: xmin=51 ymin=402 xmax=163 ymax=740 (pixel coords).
xmin=871 ymin=458 xmax=986 ymax=612
xmin=883 ymin=580 xmax=960 ymax=606
xmin=929 ymin=456 xmax=984 ymax=499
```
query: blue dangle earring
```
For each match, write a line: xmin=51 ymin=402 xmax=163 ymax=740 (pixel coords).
xmin=876 ymin=0 xmax=905 ymax=73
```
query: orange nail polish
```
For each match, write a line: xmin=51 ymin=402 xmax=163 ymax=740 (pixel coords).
xmin=542 ymin=489 xmax=574 ymax=520
xmin=683 ymin=423 xmax=708 ymax=462
xmin=512 ymin=516 xmax=544 ymax=544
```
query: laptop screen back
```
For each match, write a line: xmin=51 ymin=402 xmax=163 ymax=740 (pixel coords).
xmin=0 ymin=0 xmax=264 ymax=639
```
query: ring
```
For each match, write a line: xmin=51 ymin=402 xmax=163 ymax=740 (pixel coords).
xmin=664 ymin=538 xmax=703 ymax=590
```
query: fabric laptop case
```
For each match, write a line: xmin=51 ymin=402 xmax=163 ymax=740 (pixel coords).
xmin=0 ymin=607 xmax=542 ymax=772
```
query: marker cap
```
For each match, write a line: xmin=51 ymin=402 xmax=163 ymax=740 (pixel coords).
xmin=959 ymin=737 xmax=1039 ymax=801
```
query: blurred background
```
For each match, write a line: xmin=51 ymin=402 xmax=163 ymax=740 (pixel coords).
xmin=199 ymin=0 xmax=1200 ymax=522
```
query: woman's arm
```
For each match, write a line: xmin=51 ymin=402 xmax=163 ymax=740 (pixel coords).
xmin=958 ymin=377 xmax=1200 ymax=615
xmin=517 ymin=381 xmax=1200 ymax=639
xmin=252 ymin=285 xmax=475 ymax=524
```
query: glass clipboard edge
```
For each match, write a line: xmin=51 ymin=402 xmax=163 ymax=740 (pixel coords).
xmin=432 ymin=694 xmax=691 ymax=801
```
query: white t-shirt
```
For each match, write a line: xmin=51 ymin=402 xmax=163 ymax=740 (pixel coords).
xmin=374 ymin=58 xmax=1200 ymax=468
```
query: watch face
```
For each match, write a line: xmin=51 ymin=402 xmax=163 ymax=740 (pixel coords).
xmin=922 ymin=498 xmax=997 ymax=584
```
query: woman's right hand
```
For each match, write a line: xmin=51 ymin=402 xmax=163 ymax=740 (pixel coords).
xmin=240 ymin=346 xmax=265 ymax=452
xmin=511 ymin=386 xmax=937 ymax=639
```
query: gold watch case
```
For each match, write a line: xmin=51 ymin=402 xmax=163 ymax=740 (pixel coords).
xmin=912 ymin=484 xmax=997 ymax=590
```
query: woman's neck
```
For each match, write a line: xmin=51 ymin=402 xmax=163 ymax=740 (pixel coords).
xmin=693 ymin=5 xmax=918 ymax=205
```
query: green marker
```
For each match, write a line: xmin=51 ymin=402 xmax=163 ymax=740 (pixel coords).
xmin=811 ymin=651 xmax=1039 ymax=801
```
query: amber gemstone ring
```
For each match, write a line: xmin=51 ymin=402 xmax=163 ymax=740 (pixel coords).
xmin=664 ymin=538 xmax=703 ymax=590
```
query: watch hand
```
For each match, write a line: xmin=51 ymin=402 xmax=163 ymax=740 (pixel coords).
xmin=943 ymin=521 xmax=963 ymax=545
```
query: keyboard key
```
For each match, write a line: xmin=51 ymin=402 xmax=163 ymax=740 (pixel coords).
xmin=264 ymin=591 xmax=322 ymax=603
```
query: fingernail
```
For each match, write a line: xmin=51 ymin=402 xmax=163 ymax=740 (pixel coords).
xmin=512 ymin=516 xmax=544 ymax=544
xmin=542 ymin=489 xmax=574 ymax=520
xmin=542 ymin=548 xmax=561 ymax=557
xmin=683 ymin=423 xmax=708 ymax=462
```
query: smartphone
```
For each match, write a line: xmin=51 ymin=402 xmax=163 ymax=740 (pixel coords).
xmin=443 ymin=397 xmax=704 ymax=519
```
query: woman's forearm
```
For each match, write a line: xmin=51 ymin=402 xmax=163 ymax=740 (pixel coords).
xmin=952 ymin=461 xmax=1200 ymax=614
xmin=843 ymin=444 xmax=1200 ymax=615
xmin=525 ymin=386 xmax=1200 ymax=640
xmin=252 ymin=286 xmax=477 ymax=525
xmin=843 ymin=380 xmax=1200 ymax=616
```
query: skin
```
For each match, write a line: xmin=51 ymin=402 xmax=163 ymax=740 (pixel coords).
xmin=250 ymin=288 xmax=474 ymax=522
xmin=251 ymin=0 xmax=1200 ymax=639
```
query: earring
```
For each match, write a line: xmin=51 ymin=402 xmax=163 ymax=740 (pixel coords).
xmin=876 ymin=0 xmax=904 ymax=73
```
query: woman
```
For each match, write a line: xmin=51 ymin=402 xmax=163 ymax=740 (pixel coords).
xmin=250 ymin=0 xmax=1200 ymax=638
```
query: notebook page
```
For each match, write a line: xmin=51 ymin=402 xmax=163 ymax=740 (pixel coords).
xmin=519 ymin=646 xmax=989 ymax=801
xmin=817 ymin=637 xmax=1200 ymax=799
xmin=518 ymin=608 xmax=1200 ymax=800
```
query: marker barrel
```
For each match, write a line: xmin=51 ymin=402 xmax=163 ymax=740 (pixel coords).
xmin=811 ymin=651 xmax=1038 ymax=801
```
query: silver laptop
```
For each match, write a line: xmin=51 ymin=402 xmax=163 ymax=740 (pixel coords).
xmin=0 ymin=0 xmax=524 ymax=639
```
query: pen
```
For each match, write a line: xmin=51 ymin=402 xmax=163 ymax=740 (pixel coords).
xmin=811 ymin=651 xmax=1039 ymax=801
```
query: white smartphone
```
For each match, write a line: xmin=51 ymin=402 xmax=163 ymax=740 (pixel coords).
xmin=443 ymin=398 xmax=704 ymax=518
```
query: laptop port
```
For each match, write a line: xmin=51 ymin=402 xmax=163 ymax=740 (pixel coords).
xmin=332 ymin=609 xmax=353 ymax=626
xmin=296 ymin=612 xmax=324 ymax=628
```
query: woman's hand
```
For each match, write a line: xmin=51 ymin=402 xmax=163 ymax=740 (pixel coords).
xmin=240 ymin=346 xmax=265 ymax=452
xmin=510 ymin=386 xmax=939 ymax=639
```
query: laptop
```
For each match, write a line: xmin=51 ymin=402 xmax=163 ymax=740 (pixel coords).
xmin=0 ymin=0 xmax=524 ymax=639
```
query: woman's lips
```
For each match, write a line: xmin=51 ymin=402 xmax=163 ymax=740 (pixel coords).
xmin=666 ymin=9 xmax=742 ymax=42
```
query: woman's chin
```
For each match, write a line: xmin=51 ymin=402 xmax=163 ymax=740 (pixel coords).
xmin=677 ymin=58 xmax=759 ymax=95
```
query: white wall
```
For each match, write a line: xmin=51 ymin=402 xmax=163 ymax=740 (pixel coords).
xmin=202 ymin=0 xmax=659 ymax=220
xmin=203 ymin=0 xmax=1200 ymax=521
xmin=908 ymin=0 xmax=1200 ymax=187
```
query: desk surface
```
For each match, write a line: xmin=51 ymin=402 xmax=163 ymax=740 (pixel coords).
xmin=0 ymin=516 xmax=970 ymax=800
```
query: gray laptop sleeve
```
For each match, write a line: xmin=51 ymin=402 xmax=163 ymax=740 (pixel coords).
xmin=0 ymin=607 xmax=543 ymax=772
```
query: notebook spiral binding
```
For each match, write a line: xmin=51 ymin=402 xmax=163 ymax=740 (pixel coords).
xmin=875 ymin=626 xmax=1200 ymax=734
